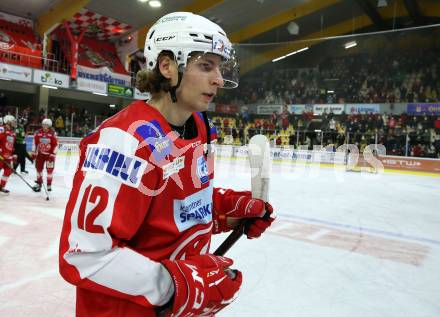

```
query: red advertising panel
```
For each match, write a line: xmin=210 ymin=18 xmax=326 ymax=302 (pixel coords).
xmin=215 ymin=103 xmax=238 ymax=114
xmin=380 ymin=156 xmax=440 ymax=173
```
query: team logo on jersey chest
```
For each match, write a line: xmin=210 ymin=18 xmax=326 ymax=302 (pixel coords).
xmin=82 ymin=144 xmax=148 ymax=187
xmin=196 ymin=156 xmax=209 ymax=184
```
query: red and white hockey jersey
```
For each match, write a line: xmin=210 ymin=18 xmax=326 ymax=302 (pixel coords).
xmin=59 ymin=101 xmax=225 ymax=316
xmin=0 ymin=128 xmax=16 ymax=159
xmin=34 ymin=128 xmax=58 ymax=155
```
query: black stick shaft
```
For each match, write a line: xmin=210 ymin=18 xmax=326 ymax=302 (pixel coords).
xmin=213 ymin=209 xmax=271 ymax=256
xmin=0 ymin=155 xmax=34 ymax=190
xmin=41 ymin=181 xmax=50 ymax=200
xmin=213 ymin=223 xmax=246 ymax=256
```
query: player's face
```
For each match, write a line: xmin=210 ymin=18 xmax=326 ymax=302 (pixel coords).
xmin=177 ymin=53 xmax=224 ymax=112
xmin=6 ymin=121 xmax=16 ymax=129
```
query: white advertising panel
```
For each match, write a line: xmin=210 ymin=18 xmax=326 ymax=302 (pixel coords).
xmin=77 ymin=77 xmax=107 ymax=94
xmin=33 ymin=69 xmax=69 ymax=88
xmin=0 ymin=62 xmax=32 ymax=82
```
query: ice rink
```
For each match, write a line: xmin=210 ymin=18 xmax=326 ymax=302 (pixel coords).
xmin=1 ymin=152 xmax=439 ymax=317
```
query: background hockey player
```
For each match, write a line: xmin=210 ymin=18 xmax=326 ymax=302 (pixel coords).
xmin=32 ymin=118 xmax=58 ymax=192
xmin=0 ymin=115 xmax=17 ymax=193
xmin=59 ymin=12 xmax=275 ymax=317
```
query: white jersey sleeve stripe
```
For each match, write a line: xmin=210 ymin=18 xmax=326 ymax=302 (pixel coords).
xmin=64 ymin=127 xmax=173 ymax=305
xmin=64 ymin=247 xmax=174 ymax=306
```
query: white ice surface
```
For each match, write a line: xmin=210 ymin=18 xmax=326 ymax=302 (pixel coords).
xmin=0 ymin=154 xmax=439 ymax=316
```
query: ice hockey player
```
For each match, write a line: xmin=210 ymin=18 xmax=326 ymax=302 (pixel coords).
xmin=0 ymin=115 xmax=17 ymax=194
xmin=32 ymin=118 xmax=58 ymax=192
xmin=59 ymin=11 xmax=275 ymax=317
xmin=14 ymin=117 xmax=32 ymax=174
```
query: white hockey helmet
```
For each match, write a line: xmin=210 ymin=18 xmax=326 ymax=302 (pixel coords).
xmin=144 ymin=12 xmax=239 ymax=88
xmin=3 ymin=115 xmax=16 ymax=125
xmin=42 ymin=118 xmax=52 ymax=127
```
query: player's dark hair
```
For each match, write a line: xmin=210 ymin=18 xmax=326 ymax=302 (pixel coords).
xmin=135 ymin=50 xmax=174 ymax=95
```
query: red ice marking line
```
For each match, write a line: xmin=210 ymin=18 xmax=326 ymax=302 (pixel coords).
xmin=269 ymin=220 xmax=430 ymax=266
xmin=278 ymin=214 xmax=440 ymax=246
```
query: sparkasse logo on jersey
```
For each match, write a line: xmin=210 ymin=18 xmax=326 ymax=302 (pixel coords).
xmin=82 ymin=144 xmax=148 ymax=187
xmin=173 ymin=184 xmax=213 ymax=232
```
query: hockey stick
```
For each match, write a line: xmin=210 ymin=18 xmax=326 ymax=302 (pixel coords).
xmin=41 ymin=181 xmax=50 ymax=201
xmin=214 ymin=134 xmax=271 ymax=256
xmin=0 ymin=154 xmax=35 ymax=191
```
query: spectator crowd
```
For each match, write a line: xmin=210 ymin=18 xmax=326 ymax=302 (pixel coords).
xmin=217 ymin=50 xmax=440 ymax=106
xmin=212 ymin=108 xmax=440 ymax=159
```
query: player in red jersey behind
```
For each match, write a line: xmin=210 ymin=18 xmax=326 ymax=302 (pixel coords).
xmin=59 ymin=11 xmax=275 ymax=317
xmin=0 ymin=115 xmax=17 ymax=194
xmin=32 ymin=118 xmax=58 ymax=192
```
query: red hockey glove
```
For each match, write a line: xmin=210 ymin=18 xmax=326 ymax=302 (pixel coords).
xmin=12 ymin=154 xmax=18 ymax=162
xmin=161 ymin=254 xmax=242 ymax=317
xmin=213 ymin=188 xmax=275 ymax=239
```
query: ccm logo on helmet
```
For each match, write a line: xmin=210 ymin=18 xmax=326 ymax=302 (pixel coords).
xmin=155 ymin=35 xmax=176 ymax=43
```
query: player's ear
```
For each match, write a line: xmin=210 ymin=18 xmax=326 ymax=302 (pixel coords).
xmin=158 ymin=55 xmax=178 ymax=85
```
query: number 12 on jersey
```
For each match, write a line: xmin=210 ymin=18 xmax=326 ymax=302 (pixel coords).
xmin=77 ymin=185 xmax=109 ymax=234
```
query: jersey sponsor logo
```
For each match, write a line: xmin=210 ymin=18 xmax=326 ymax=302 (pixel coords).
xmin=136 ymin=120 xmax=172 ymax=161
xmin=173 ymin=184 xmax=213 ymax=232
xmin=40 ymin=137 xmax=50 ymax=144
xmin=162 ymin=156 xmax=185 ymax=179
xmin=196 ymin=156 xmax=209 ymax=184
xmin=82 ymin=144 xmax=147 ymax=187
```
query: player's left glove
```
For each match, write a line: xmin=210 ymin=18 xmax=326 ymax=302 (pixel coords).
xmin=212 ymin=188 xmax=275 ymax=239
xmin=161 ymin=254 xmax=242 ymax=317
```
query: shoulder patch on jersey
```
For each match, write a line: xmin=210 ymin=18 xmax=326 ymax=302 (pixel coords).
xmin=82 ymin=144 xmax=148 ymax=188
xmin=135 ymin=120 xmax=172 ymax=161
xmin=173 ymin=184 xmax=213 ymax=232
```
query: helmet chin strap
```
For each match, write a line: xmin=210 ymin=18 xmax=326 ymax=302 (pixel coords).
xmin=169 ymin=70 xmax=183 ymax=103
xmin=169 ymin=67 xmax=211 ymax=156
xmin=201 ymin=111 xmax=212 ymax=157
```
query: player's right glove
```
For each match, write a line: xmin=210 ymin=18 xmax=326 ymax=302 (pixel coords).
xmin=213 ymin=188 xmax=275 ymax=239
xmin=161 ymin=254 xmax=242 ymax=317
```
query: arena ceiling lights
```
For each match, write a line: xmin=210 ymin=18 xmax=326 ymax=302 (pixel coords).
xmin=344 ymin=41 xmax=357 ymax=49
xmin=42 ymin=85 xmax=58 ymax=90
xmin=137 ymin=0 xmax=162 ymax=8
xmin=271 ymin=47 xmax=309 ymax=62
